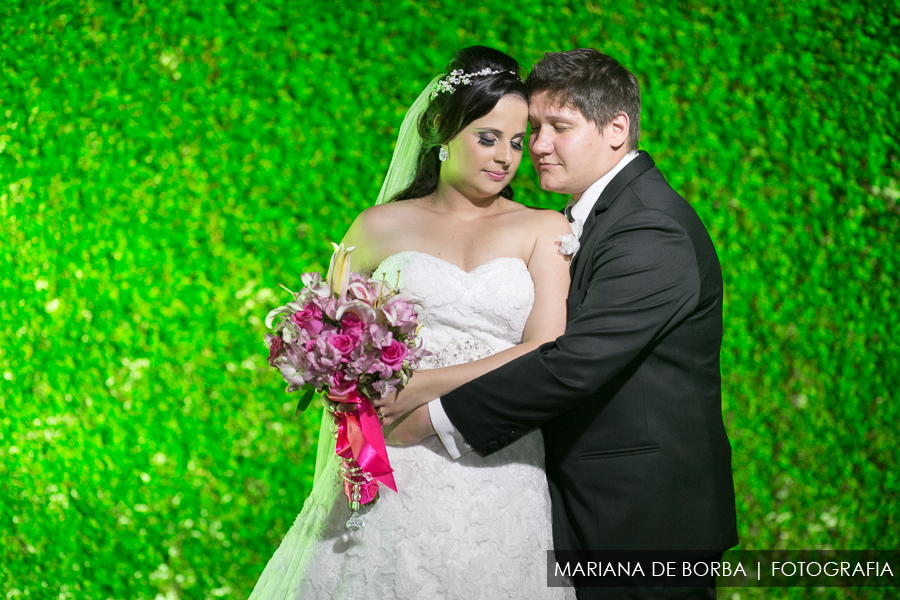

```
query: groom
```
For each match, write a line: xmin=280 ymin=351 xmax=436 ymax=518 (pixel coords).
xmin=392 ymin=49 xmax=738 ymax=598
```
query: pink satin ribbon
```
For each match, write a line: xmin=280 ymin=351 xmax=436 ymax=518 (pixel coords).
xmin=331 ymin=390 xmax=397 ymax=506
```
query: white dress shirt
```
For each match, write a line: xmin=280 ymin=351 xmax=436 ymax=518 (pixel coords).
xmin=429 ymin=151 xmax=640 ymax=458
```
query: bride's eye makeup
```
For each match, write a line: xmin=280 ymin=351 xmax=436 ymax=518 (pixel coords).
xmin=477 ymin=135 xmax=497 ymax=147
xmin=477 ymin=130 xmax=526 ymax=151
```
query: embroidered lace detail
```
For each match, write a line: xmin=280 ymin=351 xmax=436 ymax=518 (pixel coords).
xmin=248 ymin=251 xmax=573 ymax=600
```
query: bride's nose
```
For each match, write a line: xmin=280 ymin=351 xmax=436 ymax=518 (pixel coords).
xmin=494 ymin=145 xmax=511 ymax=166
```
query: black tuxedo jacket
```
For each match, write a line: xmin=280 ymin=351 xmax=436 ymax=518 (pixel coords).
xmin=442 ymin=152 xmax=738 ymax=554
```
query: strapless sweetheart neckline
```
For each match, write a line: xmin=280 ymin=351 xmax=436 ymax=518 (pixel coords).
xmin=375 ymin=250 xmax=527 ymax=276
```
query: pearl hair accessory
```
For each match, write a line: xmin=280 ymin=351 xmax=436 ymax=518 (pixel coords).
xmin=429 ymin=68 xmax=519 ymax=100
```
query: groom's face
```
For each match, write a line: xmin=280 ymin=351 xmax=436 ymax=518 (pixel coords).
xmin=527 ymin=92 xmax=619 ymax=201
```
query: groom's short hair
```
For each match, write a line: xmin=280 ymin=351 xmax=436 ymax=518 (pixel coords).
xmin=526 ymin=49 xmax=641 ymax=151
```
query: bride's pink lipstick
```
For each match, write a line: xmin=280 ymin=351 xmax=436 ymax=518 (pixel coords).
xmin=484 ymin=170 xmax=507 ymax=181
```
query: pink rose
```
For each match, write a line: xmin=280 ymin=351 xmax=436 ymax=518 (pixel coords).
xmin=340 ymin=313 xmax=366 ymax=343
xmin=380 ymin=340 xmax=409 ymax=370
xmin=328 ymin=333 xmax=358 ymax=357
xmin=291 ymin=303 xmax=324 ymax=336
xmin=330 ymin=370 xmax=358 ymax=396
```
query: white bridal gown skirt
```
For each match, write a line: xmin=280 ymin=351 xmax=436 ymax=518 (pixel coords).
xmin=247 ymin=424 xmax=569 ymax=599
xmin=247 ymin=251 xmax=574 ymax=599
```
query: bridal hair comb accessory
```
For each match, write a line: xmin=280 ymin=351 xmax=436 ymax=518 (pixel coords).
xmin=429 ymin=68 xmax=519 ymax=100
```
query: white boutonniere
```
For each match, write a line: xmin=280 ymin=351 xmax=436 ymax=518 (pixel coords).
xmin=557 ymin=219 xmax=583 ymax=258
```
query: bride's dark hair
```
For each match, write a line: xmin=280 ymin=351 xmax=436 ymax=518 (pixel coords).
xmin=390 ymin=46 xmax=526 ymax=202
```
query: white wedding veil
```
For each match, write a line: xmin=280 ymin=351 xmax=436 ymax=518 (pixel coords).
xmin=375 ymin=75 xmax=443 ymax=205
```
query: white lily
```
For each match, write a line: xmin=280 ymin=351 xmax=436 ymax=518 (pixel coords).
xmin=265 ymin=305 xmax=291 ymax=329
xmin=326 ymin=242 xmax=356 ymax=296
xmin=334 ymin=299 xmax=377 ymax=324
xmin=264 ymin=299 xmax=308 ymax=329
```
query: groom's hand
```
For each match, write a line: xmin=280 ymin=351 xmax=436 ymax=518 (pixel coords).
xmin=383 ymin=404 xmax=436 ymax=446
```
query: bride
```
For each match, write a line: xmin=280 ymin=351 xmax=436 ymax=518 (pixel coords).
xmin=248 ymin=46 xmax=574 ymax=599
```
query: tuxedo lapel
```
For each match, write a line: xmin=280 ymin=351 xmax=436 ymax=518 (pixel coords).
xmin=569 ymin=152 xmax=656 ymax=280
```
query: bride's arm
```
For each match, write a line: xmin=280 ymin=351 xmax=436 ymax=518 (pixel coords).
xmin=376 ymin=211 xmax=571 ymax=422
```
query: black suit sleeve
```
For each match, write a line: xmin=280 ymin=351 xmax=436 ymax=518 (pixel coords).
xmin=441 ymin=205 xmax=702 ymax=455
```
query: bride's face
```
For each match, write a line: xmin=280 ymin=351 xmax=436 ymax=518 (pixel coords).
xmin=441 ymin=94 xmax=528 ymax=199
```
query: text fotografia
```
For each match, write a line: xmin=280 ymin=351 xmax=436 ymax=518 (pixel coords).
xmin=547 ymin=550 xmax=900 ymax=588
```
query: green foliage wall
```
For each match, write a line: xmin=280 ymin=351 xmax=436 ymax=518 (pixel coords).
xmin=1 ymin=1 xmax=897 ymax=598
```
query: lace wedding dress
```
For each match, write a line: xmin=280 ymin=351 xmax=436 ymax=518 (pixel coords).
xmin=248 ymin=251 xmax=573 ymax=599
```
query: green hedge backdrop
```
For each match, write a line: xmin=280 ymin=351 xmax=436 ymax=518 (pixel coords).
xmin=2 ymin=1 xmax=898 ymax=598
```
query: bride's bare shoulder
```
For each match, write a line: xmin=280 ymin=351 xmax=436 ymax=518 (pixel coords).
xmin=506 ymin=202 xmax=571 ymax=236
xmin=342 ymin=200 xmax=425 ymax=270
xmin=352 ymin=199 xmax=424 ymax=234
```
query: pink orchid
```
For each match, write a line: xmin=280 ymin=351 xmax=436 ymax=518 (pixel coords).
xmin=382 ymin=295 xmax=421 ymax=333
xmin=371 ymin=377 xmax=402 ymax=398
xmin=366 ymin=359 xmax=394 ymax=380
xmin=368 ymin=323 xmax=393 ymax=348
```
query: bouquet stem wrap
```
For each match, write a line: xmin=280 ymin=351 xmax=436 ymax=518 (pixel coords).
xmin=332 ymin=390 xmax=397 ymax=505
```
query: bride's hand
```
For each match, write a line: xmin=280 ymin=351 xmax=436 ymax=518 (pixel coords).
xmin=382 ymin=405 xmax=435 ymax=446
xmin=372 ymin=371 xmax=435 ymax=427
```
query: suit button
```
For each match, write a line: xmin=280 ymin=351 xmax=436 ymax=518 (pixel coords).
xmin=498 ymin=436 xmax=508 ymax=446
xmin=487 ymin=441 xmax=498 ymax=451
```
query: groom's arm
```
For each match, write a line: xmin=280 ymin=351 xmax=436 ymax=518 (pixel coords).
xmin=441 ymin=208 xmax=702 ymax=455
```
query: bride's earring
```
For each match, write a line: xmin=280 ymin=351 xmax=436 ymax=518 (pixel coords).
xmin=439 ymin=145 xmax=449 ymax=162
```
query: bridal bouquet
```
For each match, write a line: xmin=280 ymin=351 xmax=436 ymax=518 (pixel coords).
xmin=264 ymin=243 xmax=428 ymax=526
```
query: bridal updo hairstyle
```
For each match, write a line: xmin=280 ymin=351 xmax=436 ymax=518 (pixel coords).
xmin=391 ymin=46 xmax=526 ymax=203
